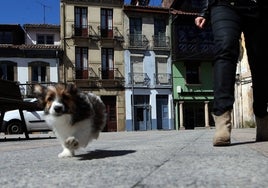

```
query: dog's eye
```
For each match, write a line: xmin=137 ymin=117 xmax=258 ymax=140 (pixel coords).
xmin=46 ymin=94 xmax=55 ymax=102
xmin=47 ymin=96 xmax=53 ymax=102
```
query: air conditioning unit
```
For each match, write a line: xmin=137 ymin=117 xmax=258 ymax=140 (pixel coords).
xmin=177 ymin=86 xmax=182 ymax=93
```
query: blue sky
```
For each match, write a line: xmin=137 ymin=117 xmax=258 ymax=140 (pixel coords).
xmin=0 ymin=0 xmax=162 ymax=25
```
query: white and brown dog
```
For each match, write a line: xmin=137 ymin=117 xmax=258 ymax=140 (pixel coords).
xmin=34 ymin=83 xmax=106 ymax=158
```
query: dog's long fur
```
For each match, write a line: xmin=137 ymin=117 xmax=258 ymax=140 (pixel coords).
xmin=34 ymin=83 xmax=106 ymax=158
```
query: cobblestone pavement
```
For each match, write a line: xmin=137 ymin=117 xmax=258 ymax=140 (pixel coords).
xmin=1 ymin=128 xmax=268 ymax=188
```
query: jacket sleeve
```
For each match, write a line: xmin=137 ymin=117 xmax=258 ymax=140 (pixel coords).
xmin=198 ymin=0 xmax=211 ymax=19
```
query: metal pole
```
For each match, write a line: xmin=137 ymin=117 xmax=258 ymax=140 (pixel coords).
xmin=131 ymin=61 xmax=135 ymax=131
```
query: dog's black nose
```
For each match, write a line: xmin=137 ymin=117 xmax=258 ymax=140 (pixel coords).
xmin=54 ymin=106 xmax=63 ymax=113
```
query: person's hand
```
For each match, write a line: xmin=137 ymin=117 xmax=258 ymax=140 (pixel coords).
xmin=195 ymin=16 xmax=206 ymax=29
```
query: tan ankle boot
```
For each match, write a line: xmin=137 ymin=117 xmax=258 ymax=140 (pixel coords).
xmin=212 ymin=111 xmax=232 ymax=146
xmin=256 ymin=115 xmax=268 ymax=142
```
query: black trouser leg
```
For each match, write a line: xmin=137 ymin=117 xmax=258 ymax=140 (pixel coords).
xmin=210 ymin=5 xmax=241 ymax=116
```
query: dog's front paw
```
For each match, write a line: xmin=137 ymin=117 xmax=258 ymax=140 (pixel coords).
xmin=58 ymin=148 xmax=74 ymax=158
xmin=64 ymin=136 xmax=79 ymax=150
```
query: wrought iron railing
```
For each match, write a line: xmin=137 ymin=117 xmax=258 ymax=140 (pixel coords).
xmin=154 ymin=73 xmax=172 ymax=85
xmin=19 ymin=81 xmax=57 ymax=98
xmin=97 ymin=26 xmax=124 ymax=41
xmin=152 ymin=35 xmax=170 ymax=49
xmin=128 ymin=34 xmax=149 ymax=49
xmin=128 ymin=73 xmax=150 ymax=86
xmin=72 ymin=24 xmax=100 ymax=40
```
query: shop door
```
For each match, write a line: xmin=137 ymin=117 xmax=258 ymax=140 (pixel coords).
xmin=101 ymin=96 xmax=117 ymax=132
xmin=156 ymin=95 xmax=169 ymax=129
xmin=183 ymin=102 xmax=205 ymax=129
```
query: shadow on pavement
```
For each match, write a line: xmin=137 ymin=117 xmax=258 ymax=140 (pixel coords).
xmin=230 ymin=141 xmax=256 ymax=146
xmin=76 ymin=149 xmax=136 ymax=160
xmin=0 ymin=135 xmax=56 ymax=142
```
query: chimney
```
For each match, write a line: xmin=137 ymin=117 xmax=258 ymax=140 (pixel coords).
xmin=131 ymin=0 xmax=150 ymax=6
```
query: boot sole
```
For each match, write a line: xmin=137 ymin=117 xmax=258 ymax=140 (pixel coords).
xmin=213 ymin=140 xmax=231 ymax=146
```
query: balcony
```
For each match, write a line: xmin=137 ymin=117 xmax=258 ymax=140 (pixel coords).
xmin=152 ymin=35 xmax=170 ymax=50
xmin=72 ymin=24 xmax=100 ymax=40
xmin=128 ymin=73 xmax=150 ymax=86
xmin=98 ymin=68 xmax=125 ymax=87
xmin=74 ymin=67 xmax=99 ymax=88
xmin=154 ymin=73 xmax=172 ymax=86
xmin=20 ymin=81 xmax=57 ymax=97
xmin=74 ymin=67 xmax=124 ymax=88
xmin=174 ymin=41 xmax=215 ymax=60
xmin=127 ymin=34 xmax=149 ymax=49
xmin=97 ymin=26 xmax=124 ymax=42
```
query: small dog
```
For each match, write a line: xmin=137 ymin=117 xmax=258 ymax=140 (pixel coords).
xmin=34 ymin=83 xmax=106 ymax=158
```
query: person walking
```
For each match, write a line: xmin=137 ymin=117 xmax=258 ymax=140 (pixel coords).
xmin=195 ymin=0 xmax=268 ymax=146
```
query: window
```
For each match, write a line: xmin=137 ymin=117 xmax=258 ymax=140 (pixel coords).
xmin=75 ymin=47 xmax=88 ymax=79
xmin=74 ymin=7 xmax=88 ymax=36
xmin=129 ymin=17 xmax=142 ymax=46
xmin=29 ymin=62 xmax=49 ymax=82
xmin=37 ymin=34 xmax=54 ymax=44
xmin=154 ymin=18 xmax=166 ymax=47
xmin=101 ymin=9 xmax=113 ymax=38
xmin=130 ymin=56 xmax=144 ymax=84
xmin=0 ymin=62 xmax=15 ymax=80
xmin=156 ymin=57 xmax=167 ymax=74
xmin=156 ymin=57 xmax=169 ymax=84
xmin=0 ymin=31 xmax=12 ymax=44
xmin=101 ymin=48 xmax=114 ymax=79
xmin=185 ymin=62 xmax=200 ymax=84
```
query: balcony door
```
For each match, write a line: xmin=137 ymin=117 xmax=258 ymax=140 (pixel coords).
xmin=129 ymin=17 xmax=142 ymax=46
xmin=101 ymin=48 xmax=114 ymax=79
xmin=74 ymin=7 xmax=88 ymax=36
xmin=154 ymin=18 xmax=166 ymax=47
xmin=75 ymin=47 xmax=88 ymax=79
xmin=101 ymin=9 xmax=113 ymax=38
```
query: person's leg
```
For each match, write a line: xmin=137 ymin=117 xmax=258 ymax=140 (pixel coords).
xmin=210 ymin=5 xmax=241 ymax=146
xmin=243 ymin=7 xmax=268 ymax=141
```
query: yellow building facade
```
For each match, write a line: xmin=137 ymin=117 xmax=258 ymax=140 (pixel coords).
xmin=60 ymin=0 xmax=125 ymax=131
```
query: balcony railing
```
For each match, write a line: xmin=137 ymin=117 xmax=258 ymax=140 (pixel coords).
xmin=20 ymin=81 xmax=57 ymax=98
xmin=72 ymin=24 xmax=100 ymax=40
xmin=75 ymin=67 xmax=99 ymax=80
xmin=74 ymin=67 xmax=124 ymax=88
xmin=154 ymin=73 xmax=172 ymax=85
xmin=97 ymin=26 xmax=124 ymax=42
xmin=97 ymin=67 xmax=124 ymax=79
xmin=128 ymin=73 xmax=150 ymax=86
xmin=152 ymin=35 xmax=170 ymax=49
xmin=173 ymin=40 xmax=214 ymax=60
xmin=128 ymin=34 xmax=149 ymax=49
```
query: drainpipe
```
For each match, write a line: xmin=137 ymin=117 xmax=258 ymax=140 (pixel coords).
xmin=62 ymin=2 xmax=67 ymax=83
xmin=56 ymin=50 xmax=60 ymax=82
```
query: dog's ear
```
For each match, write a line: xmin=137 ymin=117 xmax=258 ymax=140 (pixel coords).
xmin=66 ymin=83 xmax=78 ymax=96
xmin=33 ymin=84 xmax=47 ymax=108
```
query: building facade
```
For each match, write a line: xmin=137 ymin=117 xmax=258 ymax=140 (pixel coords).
xmin=170 ymin=0 xmax=215 ymax=130
xmin=60 ymin=0 xmax=125 ymax=131
xmin=123 ymin=4 xmax=174 ymax=131
xmin=170 ymin=0 xmax=255 ymax=129
xmin=0 ymin=24 xmax=62 ymax=97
